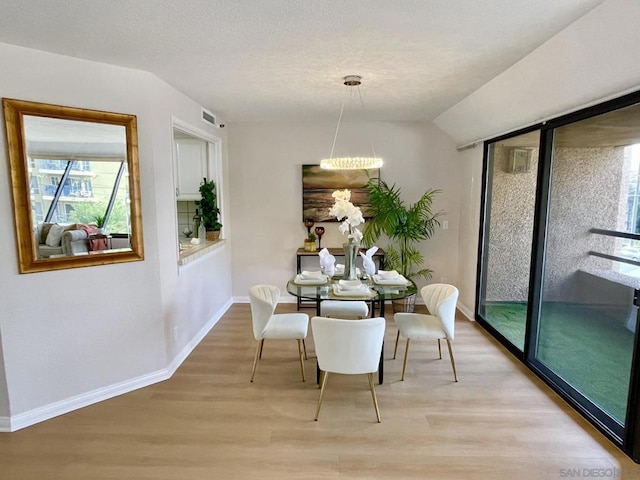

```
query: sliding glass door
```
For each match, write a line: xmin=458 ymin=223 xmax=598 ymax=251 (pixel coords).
xmin=534 ymin=104 xmax=640 ymax=431
xmin=479 ymin=131 xmax=540 ymax=351
xmin=477 ymin=91 xmax=640 ymax=457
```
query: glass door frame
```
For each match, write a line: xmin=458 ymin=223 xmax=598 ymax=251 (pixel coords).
xmin=475 ymin=124 xmax=543 ymax=362
xmin=475 ymin=89 xmax=640 ymax=462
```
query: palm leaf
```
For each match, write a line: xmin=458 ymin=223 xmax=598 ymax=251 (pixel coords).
xmin=363 ymin=177 xmax=442 ymax=282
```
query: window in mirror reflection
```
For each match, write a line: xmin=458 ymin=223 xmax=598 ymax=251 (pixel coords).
xmin=23 ymin=115 xmax=133 ymax=259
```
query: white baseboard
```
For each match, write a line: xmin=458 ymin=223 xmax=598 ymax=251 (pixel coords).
xmin=1 ymin=298 xmax=233 ymax=433
xmin=7 ymin=368 xmax=170 ymax=432
xmin=0 ymin=416 xmax=10 ymax=431
xmin=457 ymin=302 xmax=475 ymax=321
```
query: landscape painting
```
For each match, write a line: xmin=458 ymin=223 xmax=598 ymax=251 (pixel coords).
xmin=302 ymin=165 xmax=380 ymax=221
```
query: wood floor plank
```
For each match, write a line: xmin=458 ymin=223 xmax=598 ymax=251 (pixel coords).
xmin=1 ymin=303 xmax=640 ymax=479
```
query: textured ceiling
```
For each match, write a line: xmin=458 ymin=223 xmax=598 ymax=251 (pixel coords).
xmin=0 ymin=0 xmax=604 ymax=122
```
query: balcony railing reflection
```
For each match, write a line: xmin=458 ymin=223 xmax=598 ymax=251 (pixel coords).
xmin=589 ymin=228 xmax=640 ymax=267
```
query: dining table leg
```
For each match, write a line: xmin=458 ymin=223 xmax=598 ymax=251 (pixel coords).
xmin=377 ymin=299 xmax=385 ymax=384
xmin=378 ymin=342 xmax=384 ymax=384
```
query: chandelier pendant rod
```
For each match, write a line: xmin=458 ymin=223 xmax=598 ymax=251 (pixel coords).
xmin=356 ymin=85 xmax=376 ymax=157
xmin=356 ymin=85 xmax=378 ymax=158
xmin=328 ymin=90 xmax=348 ymax=159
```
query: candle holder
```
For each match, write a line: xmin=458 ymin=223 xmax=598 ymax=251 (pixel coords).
xmin=304 ymin=218 xmax=315 ymax=235
xmin=314 ymin=226 xmax=325 ymax=250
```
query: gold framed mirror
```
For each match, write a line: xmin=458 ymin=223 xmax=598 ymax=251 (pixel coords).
xmin=2 ymin=98 xmax=144 ymax=273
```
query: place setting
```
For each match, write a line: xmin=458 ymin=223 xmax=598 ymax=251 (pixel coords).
xmin=372 ymin=269 xmax=410 ymax=286
xmin=294 ymin=270 xmax=329 ymax=285
xmin=331 ymin=279 xmax=375 ymax=299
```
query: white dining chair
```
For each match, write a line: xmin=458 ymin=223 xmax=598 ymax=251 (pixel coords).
xmin=249 ymin=285 xmax=309 ymax=382
xmin=393 ymin=284 xmax=459 ymax=382
xmin=311 ymin=316 xmax=386 ymax=422
xmin=320 ymin=300 xmax=369 ymax=319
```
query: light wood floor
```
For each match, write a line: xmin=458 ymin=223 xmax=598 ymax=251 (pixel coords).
xmin=2 ymin=303 xmax=640 ymax=479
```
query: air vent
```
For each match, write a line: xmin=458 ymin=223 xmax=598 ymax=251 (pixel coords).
xmin=508 ymin=148 xmax=532 ymax=173
xmin=201 ymin=107 xmax=217 ymax=126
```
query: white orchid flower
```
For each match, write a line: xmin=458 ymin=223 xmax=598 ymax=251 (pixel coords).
xmin=329 ymin=189 xmax=365 ymax=244
xmin=331 ymin=189 xmax=351 ymax=202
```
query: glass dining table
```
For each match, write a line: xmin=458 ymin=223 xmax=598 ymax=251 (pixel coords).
xmin=286 ymin=275 xmax=417 ymax=384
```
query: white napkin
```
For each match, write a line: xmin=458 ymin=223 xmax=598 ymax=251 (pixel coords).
xmin=359 ymin=246 xmax=378 ymax=277
xmin=295 ymin=274 xmax=328 ymax=284
xmin=300 ymin=270 xmax=324 ymax=280
xmin=318 ymin=248 xmax=336 ymax=277
xmin=338 ymin=279 xmax=362 ymax=290
xmin=373 ymin=273 xmax=409 ymax=285
xmin=377 ymin=269 xmax=399 ymax=279
xmin=332 ymin=283 xmax=371 ymax=297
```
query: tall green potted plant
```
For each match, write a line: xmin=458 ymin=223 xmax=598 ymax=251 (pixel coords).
xmin=363 ymin=178 xmax=442 ymax=312
xmin=196 ymin=178 xmax=222 ymax=241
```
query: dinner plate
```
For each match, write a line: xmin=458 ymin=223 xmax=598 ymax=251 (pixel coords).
xmin=338 ymin=279 xmax=362 ymax=290
xmin=377 ymin=270 xmax=400 ymax=279
xmin=300 ymin=270 xmax=324 ymax=279
xmin=294 ymin=274 xmax=328 ymax=285
xmin=331 ymin=284 xmax=374 ymax=297
xmin=373 ymin=274 xmax=409 ymax=285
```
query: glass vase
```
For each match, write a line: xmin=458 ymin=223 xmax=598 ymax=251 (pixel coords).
xmin=343 ymin=242 xmax=359 ymax=280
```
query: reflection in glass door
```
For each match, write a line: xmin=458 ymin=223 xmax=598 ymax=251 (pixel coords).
xmin=535 ymin=104 xmax=640 ymax=428
xmin=479 ymin=131 xmax=540 ymax=351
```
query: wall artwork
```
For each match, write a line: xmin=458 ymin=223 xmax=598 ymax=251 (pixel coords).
xmin=302 ymin=165 xmax=380 ymax=222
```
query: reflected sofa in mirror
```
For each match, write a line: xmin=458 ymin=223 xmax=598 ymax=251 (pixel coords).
xmin=2 ymin=98 xmax=144 ymax=273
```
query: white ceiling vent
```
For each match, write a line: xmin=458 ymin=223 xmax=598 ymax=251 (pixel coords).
xmin=201 ymin=107 xmax=225 ymax=128
xmin=201 ymin=107 xmax=217 ymax=126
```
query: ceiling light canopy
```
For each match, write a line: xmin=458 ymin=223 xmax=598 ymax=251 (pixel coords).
xmin=320 ymin=75 xmax=383 ymax=170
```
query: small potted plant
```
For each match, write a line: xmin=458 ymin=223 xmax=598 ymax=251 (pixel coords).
xmin=196 ymin=178 xmax=222 ymax=241
xmin=304 ymin=232 xmax=317 ymax=252
xmin=93 ymin=214 xmax=107 ymax=234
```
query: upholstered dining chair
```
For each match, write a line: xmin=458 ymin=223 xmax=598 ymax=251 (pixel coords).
xmin=249 ymin=285 xmax=309 ymax=382
xmin=311 ymin=316 xmax=386 ymax=422
xmin=320 ymin=300 xmax=369 ymax=319
xmin=393 ymin=284 xmax=459 ymax=382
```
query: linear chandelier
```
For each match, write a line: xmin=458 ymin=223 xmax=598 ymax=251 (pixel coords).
xmin=320 ymin=75 xmax=384 ymax=170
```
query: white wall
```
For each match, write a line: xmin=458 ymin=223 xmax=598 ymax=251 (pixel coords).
xmin=227 ymin=121 xmax=462 ymax=305
xmin=454 ymin=147 xmax=483 ymax=318
xmin=0 ymin=43 xmax=232 ymax=430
